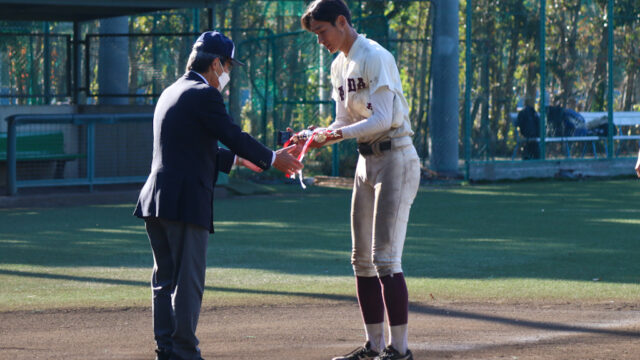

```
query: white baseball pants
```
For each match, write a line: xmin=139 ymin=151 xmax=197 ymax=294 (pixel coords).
xmin=350 ymin=142 xmax=421 ymax=277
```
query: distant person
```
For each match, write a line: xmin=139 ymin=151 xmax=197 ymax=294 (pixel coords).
xmin=515 ymin=105 xmax=540 ymax=159
xmin=133 ymin=31 xmax=302 ymax=360
xmin=546 ymin=105 xmax=573 ymax=137
xmin=563 ymin=107 xmax=587 ymax=136
xmin=547 ymin=104 xmax=588 ymax=137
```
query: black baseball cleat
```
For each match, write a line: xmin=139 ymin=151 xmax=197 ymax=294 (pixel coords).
xmin=332 ymin=341 xmax=380 ymax=360
xmin=374 ymin=346 xmax=413 ymax=360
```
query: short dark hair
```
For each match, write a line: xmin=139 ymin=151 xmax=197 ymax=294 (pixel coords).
xmin=301 ymin=0 xmax=352 ymax=31
xmin=185 ymin=49 xmax=228 ymax=73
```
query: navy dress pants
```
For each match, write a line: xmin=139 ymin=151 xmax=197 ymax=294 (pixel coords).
xmin=145 ymin=217 xmax=209 ymax=360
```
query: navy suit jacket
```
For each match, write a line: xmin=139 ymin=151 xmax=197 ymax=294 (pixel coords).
xmin=134 ymin=71 xmax=273 ymax=233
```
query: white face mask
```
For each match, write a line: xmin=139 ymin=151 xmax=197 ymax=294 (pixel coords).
xmin=217 ymin=71 xmax=230 ymax=92
xmin=215 ymin=60 xmax=230 ymax=92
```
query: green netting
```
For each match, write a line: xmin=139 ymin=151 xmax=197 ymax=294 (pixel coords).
xmin=2 ymin=0 xmax=640 ymax=180
xmin=0 ymin=33 xmax=71 ymax=105
xmin=465 ymin=0 xmax=640 ymax=161
xmin=1 ymin=1 xmax=433 ymax=178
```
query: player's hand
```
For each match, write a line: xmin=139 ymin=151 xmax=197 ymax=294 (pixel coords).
xmin=273 ymin=145 xmax=304 ymax=176
xmin=635 ymin=150 xmax=640 ymax=177
xmin=285 ymin=127 xmax=301 ymax=144
xmin=308 ymin=128 xmax=343 ymax=148
xmin=286 ymin=125 xmax=321 ymax=144
xmin=236 ymin=157 xmax=263 ymax=173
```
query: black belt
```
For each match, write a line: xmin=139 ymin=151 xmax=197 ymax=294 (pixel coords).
xmin=357 ymin=140 xmax=392 ymax=156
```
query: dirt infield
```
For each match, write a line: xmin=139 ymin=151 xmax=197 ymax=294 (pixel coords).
xmin=1 ymin=301 xmax=639 ymax=360
xmin=1 ymin=186 xmax=639 ymax=359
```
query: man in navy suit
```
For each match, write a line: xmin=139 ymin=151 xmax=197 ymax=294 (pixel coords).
xmin=134 ymin=31 xmax=303 ymax=360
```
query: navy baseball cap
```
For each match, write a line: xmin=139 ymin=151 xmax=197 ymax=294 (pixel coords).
xmin=193 ymin=31 xmax=245 ymax=66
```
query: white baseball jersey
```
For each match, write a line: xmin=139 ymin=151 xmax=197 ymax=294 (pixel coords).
xmin=329 ymin=34 xmax=413 ymax=144
xmin=327 ymin=34 xmax=421 ymax=279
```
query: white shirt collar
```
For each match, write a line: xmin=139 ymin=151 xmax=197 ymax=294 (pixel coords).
xmin=190 ymin=70 xmax=209 ymax=85
xmin=346 ymin=34 xmax=366 ymax=60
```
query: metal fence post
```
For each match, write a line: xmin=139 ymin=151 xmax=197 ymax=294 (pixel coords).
xmin=464 ymin=0 xmax=472 ymax=180
xmin=6 ymin=116 xmax=17 ymax=196
xmin=193 ymin=8 xmax=200 ymax=32
xmin=271 ymin=37 xmax=278 ymax=149
xmin=66 ymin=35 xmax=72 ymax=99
xmin=208 ymin=7 xmax=214 ymax=30
xmin=262 ymin=38 xmax=269 ymax=143
xmin=44 ymin=22 xmax=51 ymax=105
xmin=539 ymin=0 xmax=547 ymax=160
xmin=607 ymin=0 xmax=614 ymax=158
xmin=87 ymin=121 xmax=95 ymax=192
xmin=73 ymin=21 xmax=81 ymax=104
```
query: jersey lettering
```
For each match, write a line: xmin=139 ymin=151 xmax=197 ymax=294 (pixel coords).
xmin=338 ymin=86 xmax=345 ymax=101
xmin=347 ymin=78 xmax=356 ymax=93
xmin=345 ymin=78 xmax=367 ymax=94
xmin=357 ymin=78 xmax=366 ymax=90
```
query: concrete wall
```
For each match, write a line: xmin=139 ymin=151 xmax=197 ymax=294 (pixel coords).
xmin=469 ymin=158 xmax=636 ymax=181
xmin=0 ymin=105 xmax=76 ymax=132
xmin=1 ymin=105 xmax=153 ymax=188
xmin=78 ymin=105 xmax=154 ymax=178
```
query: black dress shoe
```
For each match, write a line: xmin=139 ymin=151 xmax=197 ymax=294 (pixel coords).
xmin=155 ymin=348 xmax=171 ymax=360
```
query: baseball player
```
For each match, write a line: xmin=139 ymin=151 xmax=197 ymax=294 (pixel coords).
xmin=298 ymin=1 xmax=421 ymax=359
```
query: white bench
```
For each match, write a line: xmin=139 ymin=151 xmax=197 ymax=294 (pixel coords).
xmin=581 ymin=111 xmax=640 ymax=126
xmin=581 ymin=111 xmax=640 ymax=142
xmin=581 ymin=112 xmax=640 ymax=155
xmin=510 ymin=111 xmax=640 ymax=159
xmin=510 ymin=112 xmax=601 ymax=159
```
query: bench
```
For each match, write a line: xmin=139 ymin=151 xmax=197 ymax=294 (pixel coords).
xmin=581 ymin=111 xmax=640 ymax=145
xmin=510 ymin=112 xmax=601 ymax=159
xmin=510 ymin=111 xmax=640 ymax=159
xmin=0 ymin=131 xmax=83 ymax=179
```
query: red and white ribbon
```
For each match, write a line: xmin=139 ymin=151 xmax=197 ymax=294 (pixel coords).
xmin=283 ymin=128 xmax=337 ymax=189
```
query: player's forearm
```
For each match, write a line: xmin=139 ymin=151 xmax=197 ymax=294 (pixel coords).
xmin=328 ymin=116 xmax=350 ymax=130
xmin=339 ymin=90 xmax=394 ymax=140
xmin=324 ymin=105 xmax=351 ymax=145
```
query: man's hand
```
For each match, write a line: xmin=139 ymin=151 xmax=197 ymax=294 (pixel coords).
xmin=288 ymin=143 xmax=305 ymax=158
xmin=273 ymin=145 xmax=304 ymax=176
xmin=235 ymin=157 xmax=263 ymax=172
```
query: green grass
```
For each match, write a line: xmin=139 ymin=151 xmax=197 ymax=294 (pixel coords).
xmin=1 ymin=180 xmax=639 ymax=311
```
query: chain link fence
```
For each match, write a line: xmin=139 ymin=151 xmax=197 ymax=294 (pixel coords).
xmin=2 ymin=0 xmax=640 ymax=192
xmin=0 ymin=33 xmax=71 ymax=105
xmin=465 ymin=0 xmax=640 ymax=163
